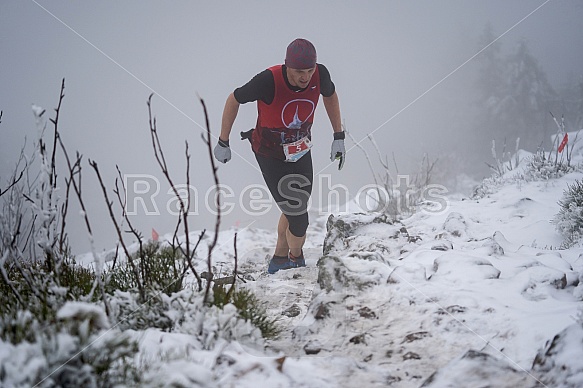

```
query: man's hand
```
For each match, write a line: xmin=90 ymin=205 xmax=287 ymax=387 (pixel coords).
xmin=214 ymin=138 xmax=231 ymax=163
xmin=330 ymin=132 xmax=346 ymax=170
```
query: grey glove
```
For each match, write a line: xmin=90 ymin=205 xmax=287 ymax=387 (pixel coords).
xmin=330 ymin=132 xmax=346 ymax=170
xmin=214 ymin=138 xmax=231 ymax=163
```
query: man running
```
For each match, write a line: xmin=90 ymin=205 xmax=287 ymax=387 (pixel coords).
xmin=214 ymin=38 xmax=345 ymax=274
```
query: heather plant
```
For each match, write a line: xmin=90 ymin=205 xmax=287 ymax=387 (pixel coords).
xmin=0 ymin=81 xmax=282 ymax=387
xmin=105 ymin=241 xmax=186 ymax=296
xmin=212 ymin=284 xmax=282 ymax=339
xmin=553 ymin=179 xmax=583 ymax=248
xmin=0 ymin=82 xmax=140 ymax=386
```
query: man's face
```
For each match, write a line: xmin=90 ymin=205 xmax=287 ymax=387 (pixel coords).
xmin=287 ymin=66 xmax=316 ymax=88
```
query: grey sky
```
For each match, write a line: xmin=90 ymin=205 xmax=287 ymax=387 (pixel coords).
xmin=1 ymin=1 xmax=582 ymax=254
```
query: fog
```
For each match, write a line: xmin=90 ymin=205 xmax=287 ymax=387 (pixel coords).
xmin=1 ymin=1 xmax=582 ymax=255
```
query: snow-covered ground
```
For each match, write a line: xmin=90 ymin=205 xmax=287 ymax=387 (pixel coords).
xmin=3 ymin=144 xmax=583 ymax=387
xmin=131 ymin=148 xmax=583 ymax=387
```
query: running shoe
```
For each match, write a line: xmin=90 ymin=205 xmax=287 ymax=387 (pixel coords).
xmin=289 ymin=250 xmax=306 ymax=268
xmin=268 ymin=255 xmax=293 ymax=274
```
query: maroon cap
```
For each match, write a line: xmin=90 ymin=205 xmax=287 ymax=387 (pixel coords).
xmin=285 ymin=38 xmax=317 ymax=69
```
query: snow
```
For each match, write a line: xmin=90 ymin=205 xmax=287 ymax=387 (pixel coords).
xmin=211 ymin=154 xmax=582 ymax=386
xmin=3 ymin=144 xmax=583 ymax=387
xmin=57 ymin=301 xmax=110 ymax=330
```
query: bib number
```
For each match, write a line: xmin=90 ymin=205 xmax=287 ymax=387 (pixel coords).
xmin=283 ymin=137 xmax=312 ymax=162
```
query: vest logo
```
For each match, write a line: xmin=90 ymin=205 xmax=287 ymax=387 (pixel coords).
xmin=281 ymin=99 xmax=315 ymax=129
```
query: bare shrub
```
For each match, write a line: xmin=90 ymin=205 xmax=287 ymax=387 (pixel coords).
xmin=346 ymin=127 xmax=438 ymax=219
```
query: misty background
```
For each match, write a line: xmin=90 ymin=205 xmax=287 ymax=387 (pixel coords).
xmin=1 ymin=1 xmax=583 ymax=255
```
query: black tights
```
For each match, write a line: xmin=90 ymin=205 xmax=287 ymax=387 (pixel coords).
xmin=255 ymin=152 xmax=313 ymax=237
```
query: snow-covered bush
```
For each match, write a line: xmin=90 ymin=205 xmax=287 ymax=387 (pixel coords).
xmin=108 ymin=289 xmax=174 ymax=332
xmin=473 ymin=126 xmax=583 ymax=199
xmin=522 ymin=149 xmax=576 ymax=182
xmin=553 ymin=179 xmax=583 ymax=248
xmin=486 ymin=138 xmax=522 ymax=178
xmin=170 ymin=288 xmax=266 ymax=348
xmin=107 ymin=283 xmax=277 ymax=342
xmin=105 ymin=241 xmax=186 ymax=296
xmin=0 ymin=257 xmax=98 ymax=343
xmin=473 ymin=149 xmax=579 ymax=199
xmin=471 ymin=140 xmax=520 ymax=198
xmin=0 ymin=83 xmax=140 ymax=386
xmin=347 ymin=130 xmax=439 ymax=219
xmin=107 ymin=285 xmax=267 ymax=351
xmin=0 ymin=302 xmax=140 ymax=387
xmin=471 ymin=173 xmax=498 ymax=198
xmin=1 ymin=84 xmax=279 ymax=386
xmin=212 ymin=285 xmax=281 ymax=339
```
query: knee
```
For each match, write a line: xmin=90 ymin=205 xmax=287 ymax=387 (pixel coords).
xmin=287 ymin=214 xmax=309 ymax=237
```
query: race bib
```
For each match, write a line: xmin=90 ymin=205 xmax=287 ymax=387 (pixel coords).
xmin=283 ymin=137 xmax=312 ymax=162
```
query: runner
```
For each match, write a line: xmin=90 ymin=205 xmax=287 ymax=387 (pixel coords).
xmin=214 ymin=38 xmax=346 ymax=273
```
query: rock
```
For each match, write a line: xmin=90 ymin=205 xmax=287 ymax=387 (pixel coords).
xmin=515 ymin=266 xmax=568 ymax=301
xmin=371 ymin=213 xmax=393 ymax=225
xmin=385 ymin=375 xmax=402 ymax=385
xmin=282 ymin=304 xmax=301 ymax=318
xmin=358 ymin=306 xmax=376 ymax=319
xmin=402 ymin=351 xmax=421 ymax=361
xmin=402 ymin=331 xmax=431 ymax=343
xmin=387 ymin=263 xmax=427 ymax=284
xmin=534 ymin=253 xmax=578 ymax=286
xmin=481 ymin=237 xmax=505 ymax=256
xmin=347 ymin=251 xmax=389 ymax=265
xmin=314 ymin=303 xmax=330 ymax=320
xmin=243 ymin=274 xmax=256 ymax=282
xmin=430 ymin=253 xmax=501 ymax=283
xmin=304 ymin=340 xmax=322 ymax=355
xmin=317 ymin=255 xmax=347 ymax=293
xmin=420 ymin=350 xmax=533 ymax=387
xmin=443 ymin=305 xmax=467 ymax=314
xmin=492 ymin=231 xmax=520 ymax=253
xmin=574 ymin=283 xmax=583 ymax=300
xmin=532 ymin=323 xmax=583 ymax=387
xmin=443 ymin=212 xmax=467 ymax=238
xmin=408 ymin=235 xmax=422 ymax=243
xmin=349 ymin=333 xmax=367 ymax=345
xmin=216 ymin=354 xmax=236 ymax=366
xmin=323 ymin=215 xmax=353 ymax=256
xmin=323 ymin=213 xmax=394 ymax=255
xmin=317 ymin=255 xmax=382 ymax=292
xmin=431 ymin=241 xmax=453 ymax=251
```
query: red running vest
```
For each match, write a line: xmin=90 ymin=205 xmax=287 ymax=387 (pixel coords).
xmin=252 ymin=65 xmax=321 ymax=160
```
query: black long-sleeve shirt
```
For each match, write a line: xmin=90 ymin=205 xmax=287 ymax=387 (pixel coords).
xmin=234 ymin=64 xmax=335 ymax=105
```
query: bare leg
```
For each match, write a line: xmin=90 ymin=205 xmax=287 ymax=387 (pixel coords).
xmin=286 ymin=228 xmax=306 ymax=258
xmin=274 ymin=213 xmax=290 ymax=256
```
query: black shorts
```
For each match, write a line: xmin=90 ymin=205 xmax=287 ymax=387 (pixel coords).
xmin=255 ymin=152 xmax=313 ymax=237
